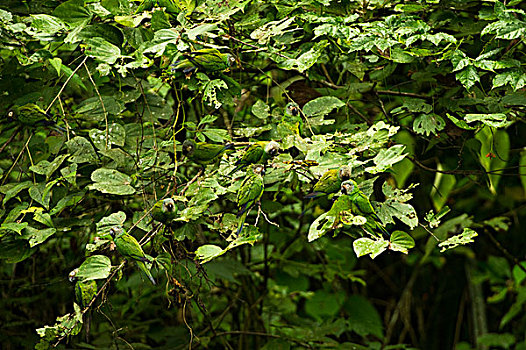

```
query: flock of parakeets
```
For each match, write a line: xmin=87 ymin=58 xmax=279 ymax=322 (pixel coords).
xmin=39 ymin=48 xmax=390 ymax=310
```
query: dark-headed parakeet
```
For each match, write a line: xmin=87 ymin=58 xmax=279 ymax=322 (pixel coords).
xmin=151 ymin=197 xmax=177 ymax=224
xmin=7 ymin=103 xmax=58 ymax=128
xmin=229 ymin=141 xmax=279 ymax=175
xmin=305 ymin=165 xmax=352 ymax=199
xmin=182 ymin=139 xmax=234 ymax=166
xmin=171 ymin=49 xmax=236 ymax=74
xmin=110 ymin=226 xmax=156 ymax=285
xmin=278 ymin=102 xmax=303 ymax=137
xmin=68 ymin=269 xmax=98 ymax=309
xmin=236 ymin=164 xmax=265 ymax=235
xmin=341 ymin=180 xmax=390 ymax=239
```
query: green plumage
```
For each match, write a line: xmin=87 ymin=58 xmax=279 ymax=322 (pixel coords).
xmin=7 ymin=103 xmax=55 ymax=127
xmin=277 ymin=102 xmax=303 ymax=137
xmin=151 ymin=198 xmax=177 ymax=224
xmin=305 ymin=165 xmax=352 ymax=199
xmin=75 ymin=280 xmax=98 ymax=309
xmin=172 ymin=49 xmax=235 ymax=74
xmin=111 ymin=227 xmax=156 ymax=285
xmin=230 ymin=141 xmax=279 ymax=174
xmin=182 ymin=139 xmax=234 ymax=166
xmin=341 ymin=180 xmax=390 ymax=239
xmin=236 ymin=164 xmax=265 ymax=235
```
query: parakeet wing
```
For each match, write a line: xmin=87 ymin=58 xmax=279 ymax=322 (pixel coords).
xmin=115 ymin=234 xmax=148 ymax=262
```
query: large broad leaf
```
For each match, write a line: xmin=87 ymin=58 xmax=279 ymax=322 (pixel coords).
xmin=29 ymin=154 xmax=69 ymax=180
xmin=65 ymin=136 xmax=97 ymax=163
xmin=76 ymin=255 xmax=112 ymax=281
xmin=353 ymin=237 xmax=389 ymax=259
xmin=344 ymin=295 xmax=384 ymax=338
xmin=389 ymin=230 xmax=415 ymax=254
xmin=20 ymin=226 xmax=56 ymax=248
xmin=89 ymin=168 xmax=135 ymax=195
xmin=303 ymin=96 xmax=345 ymax=117
xmin=53 ymin=0 xmax=92 ymax=25
xmin=89 ymin=123 xmax=126 ymax=150
xmin=195 ymin=245 xmax=224 ymax=264
xmin=96 ymin=211 xmax=126 ymax=236
xmin=84 ymin=37 xmax=121 ymax=64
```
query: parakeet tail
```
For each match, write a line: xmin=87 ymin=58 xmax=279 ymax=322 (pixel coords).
xmin=236 ymin=212 xmax=248 ymax=236
xmin=304 ymin=192 xmax=324 ymax=199
xmin=137 ymin=261 xmax=156 ymax=285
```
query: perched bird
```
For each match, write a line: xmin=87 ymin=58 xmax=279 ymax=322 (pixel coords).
xmin=171 ymin=49 xmax=236 ymax=74
xmin=182 ymin=139 xmax=234 ymax=166
xmin=236 ymin=164 xmax=265 ymax=235
xmin=68 ymin=269 xmax=98 ymax=341
xmin=110 ymin=226 xmax=156 ymax=285
xmin=277 ymin=102 xmax=303 ymax=137
xmin=341 ymin=180 xmax=390 ymax=239
xmin=7 ymin=103 xmax=58 ymax=128
xmin=305 ymin=165 xmax=352 ymax=199
xmin=151 ymin=197 xmax=177 ymax=224
xmin=229 ymin=141 xmax=280 ymax=175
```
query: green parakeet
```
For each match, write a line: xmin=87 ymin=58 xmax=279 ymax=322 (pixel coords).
xmin=341 ymin=180 xmax=390 ymax=239
xmin=277 ymin=102 xmax=304 ymax=136
xmin=110 ymin=226 xmax=156 ymax=285
xmin=305 ymin=165 xmax=352 ymax=199
xmin=171 ymin=49 xmax=236 ymax=74
xmin=7 ymin=103 xmax=59 ymax=128
xmin=229 ymin=141 xmax=279 ymax=175
xmin=151 ymin=197 xmax=177 ymax=224
xmin=236 ymin=164 xmax=265 ymax=235
xmin=68 ymin=269 xmax=98 ymax=309
xmin=182 ymin=139 xmax=234 ymax=166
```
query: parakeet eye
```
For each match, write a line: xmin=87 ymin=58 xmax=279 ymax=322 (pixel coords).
xmin=228 ymin=55 xmax=236 ymax=64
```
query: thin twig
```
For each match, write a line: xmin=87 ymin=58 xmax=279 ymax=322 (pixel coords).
xmin=46 ymin=56 xmax=88 ymax=114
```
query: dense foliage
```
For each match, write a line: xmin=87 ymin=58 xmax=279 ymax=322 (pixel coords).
xmin=1 ymin=0 xmax=526 ymax=349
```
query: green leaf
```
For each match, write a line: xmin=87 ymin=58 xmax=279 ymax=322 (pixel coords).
xmin=89 ymin=168 xmax=135 ymax=195
xmin=366 ymin=145 xmax=407 ymax=173
xmin=278 ymin=41 xmax=329 ymax=73
xmin=114 ymin=13 xmax=151 ymax=27
xmin=186 ymin=23 xmax=218 ymax=40
xmin=475 ymin=127 xmax=510 ymax=194
xmin=65 ymin=136 xmax=97 ymax=163
xmin=76 ymin=255 xmax=112 ymax=281
xmin=251 ymin=100 xmax=270 ymax=119
xmin=30 ymin=14 xmax=66 ymax=34
xmin=413 ymin=114 xmax=445 ymax=136
xmin=1 ymin=181 xmax=32 ymax=205
xmin=465 ymin=113 xmax=513 ymax=128
xmin=353 ymin=237 xmax=389 ymax=259
xmin=89 ymin=123 xmax=126 ymax=150
xmin=520 ymin=150 xmax=526 ymax=195
xmin=430 ymin=163 xmax=456 ymax=211
xmin=96 ymin=211 xmax=126 ymax=237
xmin=195 ymin=244 xmax=224 ymax=264
xmin=308 ymin=212 xmax=335 ymax=242
xmin=344 ymin=295 xmax=384 ymax=338
xmin=304 ymin=290 xmax=344 ymax=321
xmin=85 ymin=37 xmax=121 ymax=65
xmin=303 ymin=96 xmax=345 ymax=117
xmin=438 ymin=228 xmax=478 ymax=252
xmin=21 ymin=226 xmax=56 ymax=247
xmin=456 ymin=65 xmax=480 ymax=90
xmin=477 ymin=333 xmax=516 ymax=349
xmin=53 ymin=0 xmax=92 ymax=25
xmin=389 ymin=230 xmax=415 ymax=254
xmin=512 ymin=262 xmax=526 ymax=285
xmin=29 ymin=154 xmax=69 ymax=179
xmin=0 ymin=222 xmax=29 ymax=235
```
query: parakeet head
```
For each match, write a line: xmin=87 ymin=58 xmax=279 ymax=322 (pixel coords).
xmin=265 ymin=141 xmax=280 ymax=157
xmin=182 ymin=139 xmax=196 ymax=157
xmin=68 ymin=268 xmax=79 ymax=282
xmin=338 ymin=165 xmax=352 ymax=181
xmin=109 ymin=226 xmax=124 ymax=239
xmin=162 ymin=198 xmax=176 ymax=213
xmin=341 ymin=180 xmax=358 ymax=195
xmin=285 ymin=102 xmax=300 ymax=117
xmin=250 ymin=164 xmax=265 ymax=175
xmin=227 ymin=54 xmax=236 ymax=66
